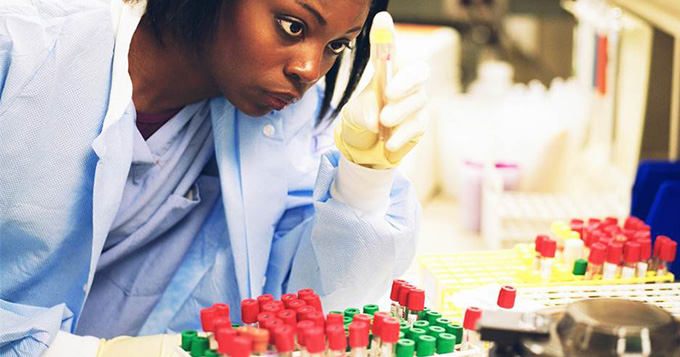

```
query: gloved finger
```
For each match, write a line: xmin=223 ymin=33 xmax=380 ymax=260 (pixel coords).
xmin=385 ymin=61 xmax=430 ymax=101
xmin=387 ymin=138 xmax=419 ymax=163
xmin=342 ymin=110 xmax=379 ymax=150
xmin=385 ymin=109 xmax=428 ymax=152
xmin=380 ymin=89 xmax=427 ymax=128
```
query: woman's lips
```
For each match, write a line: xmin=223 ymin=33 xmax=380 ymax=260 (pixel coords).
xmin=262 ymin=91 xmax=298 ymax=111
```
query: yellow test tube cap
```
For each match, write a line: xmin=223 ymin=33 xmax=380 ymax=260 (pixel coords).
xmin=370 ymin=11 xmax=394 ymax=44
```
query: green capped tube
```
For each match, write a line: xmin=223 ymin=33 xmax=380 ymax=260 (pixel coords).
xmin=205 ymin=350 xmax=220 ymax=357
xmin=190 ymin=336 xmax=209 ymax=357
xmin=425 ymin=311 xmax=442 ymax=325
xmin=396 ymin=338 xmax=416 ymax=357
xmin=407 ymin=327 xmax=426 ymax=342
xmin=344 ymin=307 xmax=361 ymax=318
xmin=434 ymin=317 xmax=452 ymax=328
xmin=363 ymin=304 xmax=380 ymax=315
xmin=416 ymin=335 xmax=436 ymax=357
xmin=400 ymin=320 xmax=410 ymax=333
xmin=436 ymin=333 xmax=456 ymax=354
xmin=427 ymin=326 xmax=446 ymax=339
xmin=445 ymin=324 xmax=463 ymax=347
xmin=413 ymin=320 xmax=430 ymax=330
xmin=181 ymin=330 xmax=197 ymax=351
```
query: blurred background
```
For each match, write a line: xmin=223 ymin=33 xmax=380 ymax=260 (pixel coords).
xmin=384 ymin=0 xmax=680 ymax=277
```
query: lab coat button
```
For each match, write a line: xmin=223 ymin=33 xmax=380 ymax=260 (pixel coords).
xmin=263 ymin=124 xmax=276 ymax=137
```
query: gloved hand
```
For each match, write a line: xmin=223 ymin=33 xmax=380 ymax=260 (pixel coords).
xmin=335 ymin=14 xmax=430 ymax=170
xmin=96 ymin=334 xmax=182 ymax=357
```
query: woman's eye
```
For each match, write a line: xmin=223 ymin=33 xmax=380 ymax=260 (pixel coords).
xmin=328 ymin=41 xmax=350 ymax=55
xmin=277 ymin=18 xmax=304 ymax=38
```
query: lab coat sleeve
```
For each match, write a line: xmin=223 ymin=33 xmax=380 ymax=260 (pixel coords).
xmin=283 ymin=150 xmax=420 ymax=311
xmin=0 ymin=300 xmax=75 ymax=357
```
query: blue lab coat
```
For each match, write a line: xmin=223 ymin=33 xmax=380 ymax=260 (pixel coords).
xmin=0 ymin=0 xmax=419 ymax=355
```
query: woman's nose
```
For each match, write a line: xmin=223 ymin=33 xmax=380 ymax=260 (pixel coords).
xmin=284 ymin=47 xmax=324 ymax=84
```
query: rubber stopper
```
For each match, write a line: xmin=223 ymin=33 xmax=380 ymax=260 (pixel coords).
xmin=297 ymin=305 xmax=317 ymax=321
xmin=391 ymin=279 xmax=407 ymax=301
xmin=412 ymin=320 xmax=430 ymax=329
xmin=425 ymin=311 xmax=442 ymax=325
xmin=181 ymin=330 xmax=197 ymax=351
xmin=213 ymin=316 xmax=231 ymax=332
xmin=572 ymin=258 xmax=588 ymax=275
xmin=344 ymin=307 xmax=361 ymax=319
xmin=639 ymin=238 xmax=652 ymax=261
xmin=326 ymin=312 xmax=345 ymax=327
xmin=297 ymin=288 xmax=315 ymax=298
xmin=407 ymin=289 xmax=425 ymax=312
xmin=213 ymin=303 xmax=230 ymax=319
xmin=230 ymin=336 xmax=252 ymax=357
xmin=604 ymin=216 xmax=618 ymax=226
xmin=427 ymin=326 xmax=445 ymax=339
xmin=463 ymin=307 xmax=482 ymax=330
xmin=326 ymin=324 xmax=347 ymax=351
xmin=396 ymin=339 xmax=416 ymax=357
xmin=416 ymin=335 xmax=436 ymax=357
xmin=535 ymin=235 xmax=548 ymax=252
xmin=304 ymin=326 xmax=325 ymax=354
xmin=624 ymin=241 xmax=641 ymax=263
xmin=588 ymin=242 xmax=607 ymax=265
xmin=256 ymin=294 xmax=274 ymax=309
xmin=190 ymin=336 xmax=210 ymax=357
xmin=363 ymin=304 xmax=380 ymax=315
xmin=541 ymin=239 xmax=557 ymax=258
xmin=400 ymin=320 xmax=410 ymax=333
xmin=353 ymin=313 xmax=371 ymax=326
xmin=307 ymin=311 xmax=325 ymax=329
xmin=399 ymin=285 xmax=414 ymax=306
xmin=661 ymin=239 xmax=677 ymax=263
xmin=445 ymin=324 xmax=463 ymax=346
xmin=241 ymin=299 xmax=259 ymax=324
xmin=277 ymin=309 xmax=297 ymax=327
xmin=434 ymin=318 xmax=451 ymax=328
xmin=200 ymin=307 xmax=217 ymax=332
xmin=281 ymin=293 xmax=298 ymax=306
xmin=655 ymin=236 xmax=669 ymax=257
xmin=216 ymin=327 xmax=237 ymax=355
xmin=274 ymin=325 xmax=295 ymax=353
xmin=302 ymin=294 xmax=323 ymax=312
xmin=372 ymin=311 xmax=391 ymax=335
xmin=606 ymin=242 xmax=624 ymax=264
xmin=497 ymin=285 xmax=516 ymax=309
xmin=257 ymin=312 xmax=276 ymax=328
xmin=634 ymin=230 xmax=651 ymax=241
xmin=349 ymin=321 xmax=369 ymax=348
xmin=296 ymin=320 xmax=315 ymax=347
xmin=407 ymin=327 xmax=426 ymax=341
xmin=262 ymin=301 xmax=284 ymax=314
xmin=288 ymin=299 xmax=306 ymax=312
xmin=381 ymin=317 xmax=401 ymax=343
xmin=436 ymin=333 xmax=456 ymax=354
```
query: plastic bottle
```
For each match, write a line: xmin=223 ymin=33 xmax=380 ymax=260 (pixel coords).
xmin=621 ymin=241 xmax=641 ymax=279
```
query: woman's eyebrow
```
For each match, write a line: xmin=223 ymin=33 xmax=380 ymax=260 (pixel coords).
xmin=295 ymin=0 xmax=327 ymax=26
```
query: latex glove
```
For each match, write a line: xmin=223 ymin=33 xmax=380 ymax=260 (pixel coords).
xmin=96 ymin=334 xmax=182 ymax=357
xmin=335 ymin=14 xmax=430 ymax=170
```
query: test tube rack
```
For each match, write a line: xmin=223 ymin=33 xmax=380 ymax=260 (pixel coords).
xmin=516 ymin=282 xmax=680 ymax=317
xmin=174 ymin=345 xmax=485 ymax=357
xmin=419 ymin=244 xmax=674 ymax=318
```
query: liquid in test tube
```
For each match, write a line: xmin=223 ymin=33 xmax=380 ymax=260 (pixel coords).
xmin=370 ymin=12 xmax=395 ymax=143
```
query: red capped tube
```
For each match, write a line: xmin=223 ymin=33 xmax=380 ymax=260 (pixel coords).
xmin=281 ymin=293 xmax=298 ymax=308
xmin=262 ymin=301 xmax=285 ymax=314
xmin=297 ymin=289 xmax=315 ymax=298
xmin=304 ymin=327 xmax=325 ymax=354
xmin=216 ymin=327 xmax=237 ymax=355
xmin=326 ymin=312 xmax=344 ymax=327
xmin=274 ymin=325 xmax=296 ymax=353
xmin=200 ymin=307 xmax=217 ymax=332
xmin=326 ymin=324 xmax=347 ymax=352
xmin=241 ymin=299 xmax=259 ymax=325
xmin=380 ymin=317 xmax=400 ymax=344
xmin=257 ymin=294 xmax=274 ymax=309
xmin=277 ymin=309 xmax=297 ymax=327
xmin=349 ymin=321 xmax=369 ymax=348
xmin=497 ymin=285 xmax=516 ymax=309
xmin=230 ymin=336 xmax=253 ymax=357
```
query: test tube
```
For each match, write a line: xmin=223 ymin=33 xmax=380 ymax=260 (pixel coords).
xmin=416 ymin=335 xmax=436 ymax=357
xmin=621 ymin=241 xmax=641 ymax=279
xmin=297 ymin=320 xmax=316 ymax=354
xmin=262 ymin=301 xmax=284 ymax=315
xmin=637 ymin=238 xmax=652 ymax=278
xmin=181 ymin=330 xmax=198 ymax=352
xmin=573 ymin=258 xmax=587 ymax=277
xmin=326 ymin=312 xmax=345 ymax=327
xmin=257 ymin=294 xmax=274 ymax=309
xmin=540 ymin=238 xmax=556 ymax=281
xmin=326 ymin=324 xmax=347 ymax=357
xmin=398 ymin=285 xmax=414 ymax=319
xmin=363 ymin=304 xmax=380 ymax=316
xmin=563 ymin=232 xmax=584 ymax=269
xmin=652 ymin=236 xmax=670 ymax=271
xmin=444 ymin=324 xmax=463 ymax=351
xmin=280 ymin=293 xmax=297 ymax=308
xmin=390 ymin=280 xmax=406 ymax=317
xmin=349 ymin=321 xmax=370 ymax=357
xmin=585 ymin=242 xmax=606 ymax=280
xmin=436 ymin=333 xmax=456 ymax=354
xmin=462 ymin=307 xmax=482 ymax=350
xmin=216 ymin=327 xmax=237 ymax=357
xmin=497 ymin=286 xmax=516 ymax=309
xmin=301 ymin=294 xmax=323 ymax=312
xmin=406 ymin=289 xmax=425 ymax=326
xmin=274 ymin=325 xmax=295 ymax=357
xmin=657 ymin=239 xmax=677 ymax=277
xmin=533 ymin=235 xmax=548 ymax=271
xmin=251 ymin=328 xmax=269 ymax=356
xmin=396 ymin=339 xmax=415 ymax=357
xmin=241 ymin=299 xmax=259 ymax=327
xmin=304 ymin=327 xmax=325 ymax=357
xmin=229 ymin=336 xmax=252 ymax=357
xmin=371 ymin=312 xmax=390 ymax=355
xmin=370 ymin=11 xmax=396 ymax=142
xmin=297 ymin=289 xmax=315 ymax=299
xmin=191 ymin=336 xmax=210 ymax=357
xmin=380 ymin=317 xmax=400 ymax=357
xmin=602 ymin=242 xmax=623 ymax=280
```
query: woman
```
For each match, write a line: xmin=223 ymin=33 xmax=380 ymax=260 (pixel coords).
xmin=0 ymin=0 xmax=428 ymax=355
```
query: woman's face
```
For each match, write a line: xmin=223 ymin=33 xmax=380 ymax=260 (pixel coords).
xmin=205 ymin=0 xmax=371 ymax=117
